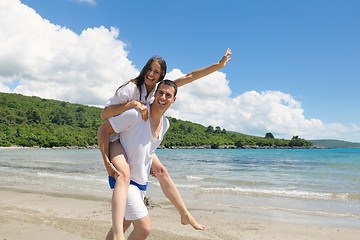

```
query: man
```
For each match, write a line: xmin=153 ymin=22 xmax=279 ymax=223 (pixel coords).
xmin=98 ymin=80 xmax=204 ymax=240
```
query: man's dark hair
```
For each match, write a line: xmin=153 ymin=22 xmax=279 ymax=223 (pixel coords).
xmin=156 ymin=79 xmax=178 ymax=97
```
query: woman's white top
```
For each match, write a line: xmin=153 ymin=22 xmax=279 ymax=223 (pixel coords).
xmin=105 ymin=81 xmax=158 ymax=142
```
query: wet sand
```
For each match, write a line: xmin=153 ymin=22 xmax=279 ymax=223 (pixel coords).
xmin=1 ymin=189 xmax=360 ymax=240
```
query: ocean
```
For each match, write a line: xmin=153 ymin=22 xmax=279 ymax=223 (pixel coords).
xmin=1 ymin=148 xmax=359 ymax=228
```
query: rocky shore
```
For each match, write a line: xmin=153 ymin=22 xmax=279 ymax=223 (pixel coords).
xmin=1 ymin=144 xmax=327 ymax=150
xmin=158 ymin=145 xmax=327 ymax=149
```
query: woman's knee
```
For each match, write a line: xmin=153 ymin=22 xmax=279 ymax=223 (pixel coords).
xmin=115 ymin=167 xmax=130 ymax=184
xmin=111 ymin=158 xmax=130 ymax=182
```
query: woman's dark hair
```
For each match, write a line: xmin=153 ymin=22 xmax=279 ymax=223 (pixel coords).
xmin=116 ymin=56 xmax=167 ymax=97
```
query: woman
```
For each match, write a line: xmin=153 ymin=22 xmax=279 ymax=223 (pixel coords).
xmin=101 ymin=49 xmax=232 ymax=240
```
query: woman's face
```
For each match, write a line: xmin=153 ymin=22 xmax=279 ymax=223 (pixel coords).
xmin=144 ymin=61 xmax=162 ymax=87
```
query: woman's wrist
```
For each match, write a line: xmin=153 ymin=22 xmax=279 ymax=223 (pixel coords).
xmin=217 ymin=61 xmax=225 ymax=69
xmin=129 ymin=100 xmax=138 ymax=109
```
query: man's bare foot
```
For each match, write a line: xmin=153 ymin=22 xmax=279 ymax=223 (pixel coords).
xmin=181 ymin=213 xmax=205 ymax=230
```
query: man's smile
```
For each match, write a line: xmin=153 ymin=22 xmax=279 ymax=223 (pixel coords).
xmin=158 ymin=100 xmax=166 ymax=105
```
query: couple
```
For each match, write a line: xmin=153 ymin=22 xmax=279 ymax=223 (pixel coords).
xmin=98 ymin=49 xmax=231 ymax=240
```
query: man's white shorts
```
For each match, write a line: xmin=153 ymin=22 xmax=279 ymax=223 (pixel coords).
xmin=124 ymin=184 xmax=148 ymax=221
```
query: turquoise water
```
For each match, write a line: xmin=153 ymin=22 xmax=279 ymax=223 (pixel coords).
xmin=0 ymin=148 xmax=359 ymax=227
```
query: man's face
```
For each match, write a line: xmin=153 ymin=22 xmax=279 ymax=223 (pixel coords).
xmin=154 ymin=83 xmax=176 ymax=111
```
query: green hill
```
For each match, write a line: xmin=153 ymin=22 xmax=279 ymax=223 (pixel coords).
xmin=0 ymin=92 xmax=103 ymax=147
xmin=0 ymin=92 xmax=313 ymax=148
xmin=310 ymin=139 xmax=360 ymax=148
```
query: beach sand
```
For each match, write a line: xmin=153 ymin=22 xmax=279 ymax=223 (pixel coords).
xmin=1 ymin=189 xmax=359 ymax=240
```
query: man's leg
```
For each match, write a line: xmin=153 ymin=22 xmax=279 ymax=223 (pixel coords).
xmin=127 ymin=216 xmax=151 ymax=240
xmin=151 ymin=154 xmax=205 ymax=230
xmin=110 ymin=141 xmax=131 ymax=240
xmin=106 ymin=227 xmax=113 ymax=240
xmin=106 ymin=220 xmax=131 ymax=240
xmin=123 ymin=220 xmax=132 ymax=232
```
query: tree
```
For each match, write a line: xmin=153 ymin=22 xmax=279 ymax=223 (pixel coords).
xmin=289 ymin=136 xmax=313 ymax=147
xmin=205 ymin=125 xmax=214 ymax=133
xmin=265 ymin=132 xmax=274 ymax=139
xmin=26 ymin=107 xmax=41 ymax=124
xmin=235 ymin=139 xmax=244 ymax=147
xmin=187 ymin=126 xmax=193 ymax=133
xmin=215 ymin=126 xmax=221 ymax=134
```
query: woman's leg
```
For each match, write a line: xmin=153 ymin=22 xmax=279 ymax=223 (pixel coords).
xmin=110 ymin=141 xmax=130 ymax=240
xmin=151 ymin=154 xmax=205 ymax=230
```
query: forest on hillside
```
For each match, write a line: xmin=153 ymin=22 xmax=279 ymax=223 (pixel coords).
xmin=0 ymin=92 xmax=313 ymax=148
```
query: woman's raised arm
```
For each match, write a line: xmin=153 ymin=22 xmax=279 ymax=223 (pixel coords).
xmin=173 ymin=48 xmax=232 ymax=87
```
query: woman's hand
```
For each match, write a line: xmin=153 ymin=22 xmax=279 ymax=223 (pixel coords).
xmin=218 ymin=48 xmax=232 ymax=68
xmin=173 ymin=48 xmax=232 ymax=87
xmin=133 ymin=101 xmax=148 ymax=121
xmin=150 ymin=167 xmax=157 ymax=178
xmin=106 ymin=161 xmax=121 ymax=178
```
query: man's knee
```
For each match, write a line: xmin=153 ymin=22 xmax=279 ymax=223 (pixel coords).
xmin=138 ymin=222 xmax=151 ymax=238
xmin=133 ymin=217 xmax=151 ymax=238
xmin=132 ymin=223 xmax=151 ymax=238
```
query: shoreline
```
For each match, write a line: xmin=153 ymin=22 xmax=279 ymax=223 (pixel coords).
xmin=1 ymin=189 xmax=359 ymax=240
xmin=0 ymin=144 xmax=328 ymax=150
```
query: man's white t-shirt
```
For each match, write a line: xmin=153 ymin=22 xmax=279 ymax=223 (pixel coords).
xmin=109 ymin=106 xmax=169 ymax=186
xmin=106 ymin=81 xmax=158 ymax=142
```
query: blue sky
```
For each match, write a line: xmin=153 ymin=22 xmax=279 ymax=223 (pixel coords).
xmin=1 ymin=0 xmax=359 ymax=142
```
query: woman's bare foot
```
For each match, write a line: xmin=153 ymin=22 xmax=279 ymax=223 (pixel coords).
xmin=180 ymin=213 xmax=205 ymax=230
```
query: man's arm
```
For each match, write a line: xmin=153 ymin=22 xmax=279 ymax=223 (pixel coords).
xmin=97 ymin=121 xmax=120 ymax=177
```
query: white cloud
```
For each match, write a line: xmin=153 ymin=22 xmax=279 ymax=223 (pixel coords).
xmin=165 ymin=69 xmax=359 ymax=142
xmin=0 ymin=0 xmax=137 ymax=106
xmin=0 ymin=82 xmax=11 ymax=93
xmin=1 ymin=0 xmax=359 ymax=142
xmin=76 ymin=0 xmax=96 ymax=5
